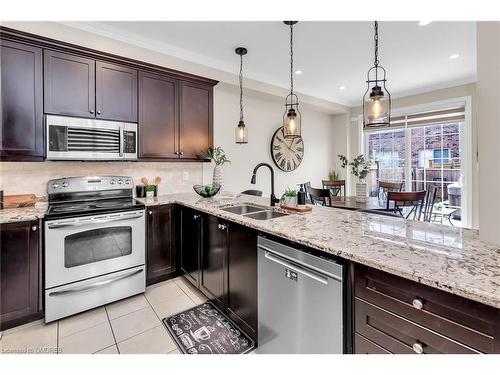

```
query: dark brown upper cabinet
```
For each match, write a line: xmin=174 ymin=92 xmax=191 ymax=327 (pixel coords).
xmin=179 ymin=80 xmax=213 ymax=159
xmin=0 ymin=220 xmax=42 ymax=331
xmin=1 ymin=40 xmax=44 ymax=161
xmin=44 ymin=50 xmax=96 ymax=118
xmin=96 ymin=61 xmax=137 ymax=122
xmin=138 ymin=71 xmax=178 ymax=158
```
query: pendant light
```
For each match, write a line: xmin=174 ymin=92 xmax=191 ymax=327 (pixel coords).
xmin=363 ymin=21 xmax=392 ymax=129
xmin=235 ymin=47 xmax=248 ymax=144
xmin=283 ymin=21 xmax=301 ymax=139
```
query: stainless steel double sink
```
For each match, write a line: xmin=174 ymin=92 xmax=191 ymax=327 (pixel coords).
xmin=220 ymin=204 xmax=290 ymax=220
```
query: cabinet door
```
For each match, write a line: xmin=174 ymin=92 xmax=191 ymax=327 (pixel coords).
xmin=44 ymin=50 xmax=95 ymax=118
xmin=96 ymin=61 xmax=137 ymax=122
xmin=0 ymin=40 xmax=43 ymax=160
xmin=201 ymin=215 xmax=226 ymax=308
xmin=0 ymin=221 xmax=40 ymax=331
xmin=179 ymin=81 xmax=213 ymax=159
xmin=138 ymin=71 xmax=178 ymax=158
xmin=227 ymin=223 xmax=258 ymax=337
xmin=180 ymin=207 xmax=201 ymax=287
xmin=146 ymin=205 xmax=176 ymax=285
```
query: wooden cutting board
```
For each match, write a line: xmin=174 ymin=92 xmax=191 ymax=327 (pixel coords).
xmin=2 ymin=194 xmax=44 ymax=209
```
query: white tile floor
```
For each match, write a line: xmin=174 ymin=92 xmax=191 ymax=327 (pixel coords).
xmin=0 ymin=276 xmax=208 ymax=354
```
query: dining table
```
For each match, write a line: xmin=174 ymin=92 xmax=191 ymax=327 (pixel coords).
xmin=328 ymin=196 xmax=393 ymax=211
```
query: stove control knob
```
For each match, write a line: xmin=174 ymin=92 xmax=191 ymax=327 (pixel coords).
xmin=118 ymin=179 xmax=123 ymax=184
xmin=61 ymin=181 xmax=69 ymax=188
xmin=125 ymin=180 xmax=130 ymax=185
xmin=51 ymin=183 xmax=59 ymax=189
xmin=110 ymin=180 xmax=115 ymax=185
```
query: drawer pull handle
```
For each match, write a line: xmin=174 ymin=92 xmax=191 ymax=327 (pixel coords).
xmin=412 ymin=342 xmax=424 ymax=354
xmin=412 ymin=298 xmax=424 ymax=310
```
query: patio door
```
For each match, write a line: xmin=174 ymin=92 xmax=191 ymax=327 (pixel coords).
xmin=364 ymin=104 xmax=468 ymax=227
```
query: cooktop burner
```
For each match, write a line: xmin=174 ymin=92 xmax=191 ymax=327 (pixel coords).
xmin=46 ymin=198 xmax=145 ymax=219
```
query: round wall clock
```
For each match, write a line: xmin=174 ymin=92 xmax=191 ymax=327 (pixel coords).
xmin=270 ymin=127 xmax=304 ymax=172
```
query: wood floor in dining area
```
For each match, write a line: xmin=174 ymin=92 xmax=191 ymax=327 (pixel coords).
xmin=0 ymin=277 xmax=207 ymax=354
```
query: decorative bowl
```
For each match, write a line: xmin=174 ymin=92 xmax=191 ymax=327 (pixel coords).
xmin=193 ymin=184 xmax=221 ymax=198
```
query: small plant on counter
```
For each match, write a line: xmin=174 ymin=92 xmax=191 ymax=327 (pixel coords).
xmin=338 ymin=154 xmax=373 ymax=182
xmin=201 ymin=146 xmax=231 ymax=166
xmin=280 ymin=186 xmax=298 ymax=206
xmin=328 ymin=169 xmax=340 ymax=181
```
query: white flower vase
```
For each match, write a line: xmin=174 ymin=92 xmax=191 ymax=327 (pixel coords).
xmin=283 ymin=196 xmax=297 ymax=207
xmin=212 ymin=165 xmax=224 ymax=192
xmin=356 ymin=182 xmax=367 ymax=203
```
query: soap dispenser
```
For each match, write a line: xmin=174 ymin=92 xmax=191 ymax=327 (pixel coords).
xmin=297 ymin=184 xmax=306 ymax=208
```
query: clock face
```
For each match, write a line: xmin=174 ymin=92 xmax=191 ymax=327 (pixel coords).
xmin=270 ymin=127 xmax=304 ymax=172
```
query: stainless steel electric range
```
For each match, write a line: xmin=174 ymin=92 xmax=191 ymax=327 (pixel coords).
xmin=44 ymin=176 xmax=146 ymax=322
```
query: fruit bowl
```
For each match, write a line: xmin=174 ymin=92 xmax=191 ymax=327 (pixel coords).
xmin=193 ymin=184 xmax=221 ymax=198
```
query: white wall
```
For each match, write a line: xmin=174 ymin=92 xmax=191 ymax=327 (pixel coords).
xmin=477 ymin=22 xmax=500 ymax=245
xmin=203 ymin=83 xmax=338 ymax=198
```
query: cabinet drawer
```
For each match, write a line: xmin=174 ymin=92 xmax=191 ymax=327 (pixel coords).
xmin=354 ymin=265 xmax=500 ymax=353
xmin=355 ymin=298 xmax=479 ymax=354
xmin=355 ymin=333 xmax=390 ymax=354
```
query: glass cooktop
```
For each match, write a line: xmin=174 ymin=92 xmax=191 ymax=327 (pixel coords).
xmin=46 ymin=198 xmax=145 ymax=219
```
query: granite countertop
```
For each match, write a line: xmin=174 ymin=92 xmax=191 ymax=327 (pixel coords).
xmin=138 ymin=192 xmax=500 ymax=309
xmin=0 ymin=202 xmax=48 ymax=224
xmin=4 ymin=193 xmax=499 ymax=309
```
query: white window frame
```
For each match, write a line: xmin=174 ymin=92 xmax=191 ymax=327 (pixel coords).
xmin=359 ymin=96 xmax=473 ymax=228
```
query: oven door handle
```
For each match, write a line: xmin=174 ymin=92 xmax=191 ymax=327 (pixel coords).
xmin=119 ymin=125 xmax=124 ymax=157
xmin=48 ymin=268 xmax=143 ymax=297
xmin=47 ymin=211 xmax=144 ymax=229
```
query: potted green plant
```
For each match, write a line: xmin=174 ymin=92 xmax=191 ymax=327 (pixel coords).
xmin=280 ymin=186 xmax=298 ymax=207
xmin=328 ymin=169 xmax=340 ymax=181
xmin=338 ymin=154 xmax=373 ymax=203
xmin=145 ymin=184 xmax=156 ymax=198
xmin=201 ymin=146 xmax=231 ymax=191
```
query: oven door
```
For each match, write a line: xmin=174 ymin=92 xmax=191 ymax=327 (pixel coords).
xmin=44 ymin=210 xmax=145 ymax=289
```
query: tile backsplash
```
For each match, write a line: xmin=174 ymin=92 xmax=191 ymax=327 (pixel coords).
xmin=0 ymin=161 xmax=205 ymax=197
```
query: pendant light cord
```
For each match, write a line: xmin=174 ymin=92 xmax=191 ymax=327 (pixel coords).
xmin=290 ymin=23 xmax=294 ymax=95
xmin=239 ymin=53 xmax=244 ymax=121
xmin=374 ymin=21 xmax=379 ymax=67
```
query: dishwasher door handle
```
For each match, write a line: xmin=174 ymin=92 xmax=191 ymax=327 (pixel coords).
xmin=263 ymin=251 xmax=330 ymax=285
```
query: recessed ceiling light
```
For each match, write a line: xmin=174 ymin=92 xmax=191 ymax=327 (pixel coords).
xmin=339 ymin=86 xmax=346 ymax=90
xmin=449 ymin=54 xmax=460 ymax=59
xmin=418 ymin=21 xmax=432 ymax=26
xmin=294 ymin=70 xmax=303 ymax=75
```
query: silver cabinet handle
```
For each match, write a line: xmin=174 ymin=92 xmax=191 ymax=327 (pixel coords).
xmin=193 ymin=214 xmax=200 ymax=219
xmin=412 ymin=342 xmax=424 ymax=354
xmin=47 ymin=211 xmax=143 ymax=229
xmin=148 ymin=210 xmax=153 ymax=215
xmin=263 ymin=251 xmax=329 ymax=285
xmin=90 ymin=109 xmax=94 ymax=114
xmin=180 ymin=151 xmax=184 ymax=156
xmin=32 ymin=225 xmax=37 ymax=231
xmin=412 ymin=298 xmax=424 ymax=310
xmin=49 ymin=268 xmax=143 ymax=296
xmin=97 ymin=110 xmax=101 ymax=115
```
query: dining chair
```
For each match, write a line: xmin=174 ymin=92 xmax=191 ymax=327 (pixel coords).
xmin=386 ymin=191 xmax=426 ymax=220
xmin=421 ymin=184 xmax=438 ymax=222
xmin=378 ymin=181 xmax=404 ymax=201
xmin=308 ymin=187 xmax=332 ymax=206
xmin=322 ymin=180 xmax=346 ymax=197
xmin=240 ymin=189 xmax=263 ymax=197
xmin=303 ymin=182 xmax=313 ymax=204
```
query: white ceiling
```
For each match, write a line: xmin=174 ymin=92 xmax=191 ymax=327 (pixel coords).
xmin=67 ymin=21 xmax=476 ymax=107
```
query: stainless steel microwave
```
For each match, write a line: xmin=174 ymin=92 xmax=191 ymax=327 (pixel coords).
xmin=46 ymin=115 xmax=137 ymax=161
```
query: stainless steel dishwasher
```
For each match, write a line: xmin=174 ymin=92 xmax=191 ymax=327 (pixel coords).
xmin=257 ymin=236 xmax=344 ymax=353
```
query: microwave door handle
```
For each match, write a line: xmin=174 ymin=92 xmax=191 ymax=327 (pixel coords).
xmin=47 ymin=211 xmax=144 ymax=229
xmin=119 ymin=126 xmax=124 ymax=157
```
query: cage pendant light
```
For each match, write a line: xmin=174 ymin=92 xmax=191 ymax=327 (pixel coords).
xmin=363 ymin=21 xmax=392 ymax=129
xmin=235 ymin=47 xmax=248 ymax=144
xmin=283 ymin=21 xmax=301 ymax=139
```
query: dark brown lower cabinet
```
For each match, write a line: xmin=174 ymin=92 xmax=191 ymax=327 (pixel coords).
xmin=353 ymin=264 xmax=500 ymax=353
xmin=0 ymin=220 xmax=42 ymax=331
xmin=146 ymin=205 xmax=177 ymax=285
xmin=179 ymin=210 xmax=258 ymax=341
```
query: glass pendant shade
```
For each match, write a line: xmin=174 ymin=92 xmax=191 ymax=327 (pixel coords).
xmin=363 ymin=78 xmax=391 ymax=127
xmin=235 ymin=120 xmax=248 ymax=144
xmin=283 ymin=102 xmax=301 ymax=138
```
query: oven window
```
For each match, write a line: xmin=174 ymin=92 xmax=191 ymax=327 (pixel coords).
xmin=64 ymin=226 xmax=132 ymax=268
